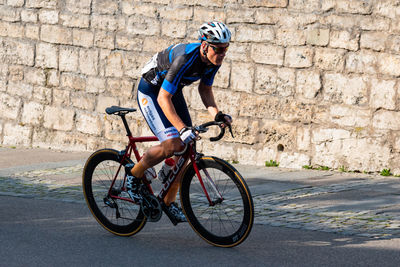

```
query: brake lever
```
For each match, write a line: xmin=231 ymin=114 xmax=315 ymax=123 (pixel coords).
xmin=195 ymin=125 xmax=208 ymax=133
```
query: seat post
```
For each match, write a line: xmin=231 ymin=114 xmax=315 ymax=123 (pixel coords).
xmin=120 ymin=114 xmax=132 ymax=137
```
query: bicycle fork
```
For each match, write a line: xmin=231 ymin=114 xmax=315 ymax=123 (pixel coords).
xmin=191 ymin=155 xmax=224 ymax=206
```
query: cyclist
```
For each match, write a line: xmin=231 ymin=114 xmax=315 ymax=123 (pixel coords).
xmin=126 ymin=21 xmax=233 ymax=223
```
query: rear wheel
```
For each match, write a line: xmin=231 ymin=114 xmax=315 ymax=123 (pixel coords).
xmin=82 ymin=149 xmax=146 ymax=236
xmin=180 ymin=157 xmax=254 ymax=247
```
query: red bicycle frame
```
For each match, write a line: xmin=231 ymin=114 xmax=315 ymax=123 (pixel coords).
xmin=107 ymin=134 xmax=216 ymax=206
xmin=105 ymin=110 xmax=222 ymax=206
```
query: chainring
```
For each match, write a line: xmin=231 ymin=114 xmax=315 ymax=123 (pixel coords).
xmin=140 ymin=188 xmax=162 ymax=222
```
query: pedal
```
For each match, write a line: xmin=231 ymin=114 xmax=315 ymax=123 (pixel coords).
xmin=160 ymin=201 xmax=178 ymax=226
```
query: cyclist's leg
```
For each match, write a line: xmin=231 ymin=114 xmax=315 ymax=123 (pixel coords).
xmin=164 ymin=89 xmax=192 ymax=205
xmin=139 ymin=139 xmax=182 ymax=168
xmin=164 ymin=158 xmax=189 ymax=205
xmin=131 ymin=78 xmax=185 ymax=178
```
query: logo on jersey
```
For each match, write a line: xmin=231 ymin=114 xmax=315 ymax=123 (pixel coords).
xmin=141 ymin=98 xmax=148 ymax=105
xmin=165 ymin=129 xmax=176 ymax=134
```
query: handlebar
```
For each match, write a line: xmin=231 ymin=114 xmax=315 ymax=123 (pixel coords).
xmin=194 ymin=121 xmax=234 ymax=142
xmin=173 ymin=121 xmax=234 ymax=156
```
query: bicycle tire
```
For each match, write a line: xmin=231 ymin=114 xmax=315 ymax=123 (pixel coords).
xmin=82 ymin=149 xmax=146 ymax=236
xmin=180 ymin=157 xmax=254 ymax=247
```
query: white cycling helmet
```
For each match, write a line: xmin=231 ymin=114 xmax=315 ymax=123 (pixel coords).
xmin=198 ymin=21 xmax=231 ymax=44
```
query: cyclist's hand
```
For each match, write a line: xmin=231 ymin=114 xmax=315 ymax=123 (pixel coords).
xmin=179 ymin=127 xmax=196 ymax=144
xmin=214 ymin=111 xmax=232 ymax=127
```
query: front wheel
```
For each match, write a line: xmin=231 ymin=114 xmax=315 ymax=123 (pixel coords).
xmin=180 ymin=157 xmax=254 ymax=247
xmin=82 ymin=149 xmax=146 ymax=236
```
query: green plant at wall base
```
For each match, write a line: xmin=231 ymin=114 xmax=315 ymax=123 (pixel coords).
xmin=302 ymin=165 xmax=313 ymax=169
xmin=339 ymin=166 xmax=347 ymax=172
xmin=317 ymin=166 xmax=330 ymax=171
xmin=265 ymin=160 xmax=279 ymax=167
xmin=231 ymin=160 xmax=239 ymax=164
xmin=380 ymin=169 xmax=392 ymax=176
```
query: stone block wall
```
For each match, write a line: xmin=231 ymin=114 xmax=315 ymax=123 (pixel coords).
xmin=1 ymin=0 xmax=400 ymax=173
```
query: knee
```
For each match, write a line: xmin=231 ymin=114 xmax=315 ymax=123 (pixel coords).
xmin=162 ymin=139 xmax=185 ymax=158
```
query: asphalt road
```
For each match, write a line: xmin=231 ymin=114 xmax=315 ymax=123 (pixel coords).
xmin=1 ymin=196 xmax=400 ymax=267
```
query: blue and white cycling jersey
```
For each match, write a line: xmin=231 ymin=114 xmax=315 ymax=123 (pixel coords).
xmin=142 ymin=43 xmax=220 ymax=95
xmin=138 ymin=43 xmax=220 ymax=142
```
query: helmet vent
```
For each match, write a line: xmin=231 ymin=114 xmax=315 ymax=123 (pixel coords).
xmin=198 ymin=21 xmax=231 ymax=44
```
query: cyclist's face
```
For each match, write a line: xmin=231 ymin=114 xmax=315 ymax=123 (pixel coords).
xmin=207 ymin=43 xmax=229 ymax=65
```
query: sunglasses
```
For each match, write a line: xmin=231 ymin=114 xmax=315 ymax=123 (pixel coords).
xmin=208 ymin=44 xmax=229 ymax=54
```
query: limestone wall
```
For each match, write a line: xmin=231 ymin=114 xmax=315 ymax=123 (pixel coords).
xmin=1 ymin=0 xmax=400 ymax=173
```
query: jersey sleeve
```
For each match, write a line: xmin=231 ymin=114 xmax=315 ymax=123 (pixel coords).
xmin=161 ymin=53 xmax=199 ymax=95
xmin=201 ymin=66 xmax=220 ymax=86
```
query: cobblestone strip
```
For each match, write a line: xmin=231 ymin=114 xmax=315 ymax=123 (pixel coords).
xmin=1 ymin=166 xmax=400 ymax=239
xmin=0 ymin=176 xmax=84 ymax=203
xmin=0 ymin=164 xmax=85 ymax=203
xmin=13 ymin=165 xmax=84 ymax=178
xmin=253 ymin=180 xmax=400 ymax=239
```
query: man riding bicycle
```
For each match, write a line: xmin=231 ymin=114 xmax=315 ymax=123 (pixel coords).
xmin=126 ymin=21 xmax=233 ymax=223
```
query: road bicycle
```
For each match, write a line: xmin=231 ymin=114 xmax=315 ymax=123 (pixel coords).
xmin=82 ymin=106 xmax=254 ymax=247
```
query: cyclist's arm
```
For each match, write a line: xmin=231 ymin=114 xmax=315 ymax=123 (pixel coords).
xmin=157 ymin=88 xmax=186 ymax=132
xmin=198 ymin=81 xmax=219 ymax=118
xmin=199 ymin=82 xmax=232 ymax=126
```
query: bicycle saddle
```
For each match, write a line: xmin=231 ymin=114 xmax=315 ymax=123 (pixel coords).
xmin=105 ymin=106 xmax=137 ymax=115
